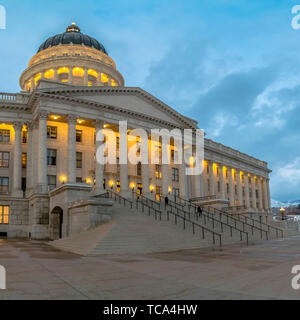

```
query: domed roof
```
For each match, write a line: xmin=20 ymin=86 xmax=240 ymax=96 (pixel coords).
xmin=37 ymin=23 xmax=108 ymax=55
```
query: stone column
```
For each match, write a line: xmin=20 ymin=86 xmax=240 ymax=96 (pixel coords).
xmin=209 ymin=161 xmax=215 ymax=196
xmin=54 ymin=69 xmax=58 ymax=81
xmin=258 ymin=177 xmax=263 ymax=211
xmin=26 ymin=122 xmax=34 ymax=193
xmin=162 ymin=164 xmax=169 ymax=197
xmin=228 ymin=167 xmax=234 ymax=206
xmin=31 ymin=77 xmax=35 ymax=90
xmin=262 ymin=178 xmax=269 ymax=212
xmin=83 ymin=68 xmax=88 ymax=86
xmin=244 ymin=172 xmax=250 ymax=209
xmin=219 ymin=164 xmax=225 ymax=199
xmin=37 ymin=113 xmax=48 ymax=192
xmin=236 ymin=169 xmax=243 ymax=206
xmin=267 ymin=178 xmax=271 ymax=211
xmin=251 ymin=174 xmax=257 ymax=211
xmin=68 ymin=67 xmax=73 ymax=84
xmin=97 ymin=72 xmax=102 ymax=86
xmin=12 ymin=122 xmax=23 ymax=197
xmin=119 ymin=124 xmax=129 ymax=197
xmin=95 ymin=120 xmax=104 ymax=193
xmin=141 ymin=134 xmax=150 ymax=197
xmin=67 ymin=115 xmax=77 ymax=184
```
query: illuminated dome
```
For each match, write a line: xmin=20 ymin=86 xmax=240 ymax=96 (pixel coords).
xmin=20 ymin=23 xmax=124 ymax=91
xmin=38 ymin=23 xmax=108 ymax=55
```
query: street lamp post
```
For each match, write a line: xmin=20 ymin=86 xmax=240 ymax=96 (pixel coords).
xmin=280 ymin=207 xmax=285 ymax=221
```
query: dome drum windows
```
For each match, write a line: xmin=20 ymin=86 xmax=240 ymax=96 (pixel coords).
xmin=88 ymin=69 xmax=98 ymax=86
xmin=57 ymin=67 xmax=69 ymax=83
xmin=101 ymin=73 xmax=109 ymax=86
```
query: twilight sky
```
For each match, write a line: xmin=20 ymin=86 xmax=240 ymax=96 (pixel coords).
xmin=0 ymin=0 xmax=299 ymax=201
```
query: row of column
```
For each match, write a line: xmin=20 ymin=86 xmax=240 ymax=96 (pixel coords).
xmin=30 ymin=67 xmax=115 ymax=90
xmin=11 ymin=117 xmax=270 ymax=212
xmin=195 ymin=161 xmax=270 ymax=211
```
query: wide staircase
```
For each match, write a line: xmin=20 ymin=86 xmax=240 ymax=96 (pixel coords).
xmin=49 ymin=191 xmax=286 ymax=256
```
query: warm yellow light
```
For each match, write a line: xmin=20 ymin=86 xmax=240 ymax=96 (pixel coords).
xmin=72 ymin=67 xmax=84 ymax=77
xmin=77 ymin=119 xmax=83 ymax=124
xmin=109 ymin=180 xmax=115 ymax=187
xmin=149 ymin=185 xmax=155 ymax=192
xmin=88 ymin=81 xmax=93 ymax=87
xmin=34 ymin=73 xmax=41 ymax=85
xmin=86 ymin=178 xmax=92 ymax=184
xmin=168 ymin=186 xmax=172 ymax=193
xmin=189 ymin=156 xmax=194 ymax=168
xmin=57 ymin=67 xmax=69 ymax=74
xmin=26 ymin=80 xmax=32 ymax=91
xmin=60 ymin=176 xmax=67 ymax=183
xmin=130 ymin=182 xmax=135 ymax=190
xmin=52 ymin=115 xmax=59 ymax=120
xmin=111 ymin=79 xmax=117 ymax=86
xmin=101 ymin=73 xmax=109 ymax=83
xmin=104 ymin=124 xmax=108 ymax=128
xmin=61 ymin=79 xmax=68 ymax=83
xmin=88 ymin=69 xmax=98 ymax=78
xmin=280 ymin=207 xmax=285 ymax=213
xmin=44 ymin=69 xmax=54 ymax=79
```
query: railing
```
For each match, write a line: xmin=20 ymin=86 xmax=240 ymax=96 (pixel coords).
xmin=101 ymin=189 xmax=133 ymax=209
xmin=133 ymin=193 xmax=161 ymax=211
xmin=168 ymin=203 xmax=249 ymax=245
xmin=222 ymin=205 xmax=247 ymax=212
xmin=190 ymin=195 xmax=217 ymax=202
xmin=166 ymin=210 xmax=222 ymax=248
xmin=233 ymin=213 xmax=283 ymax=238
xmin=205 ymin=206 xmax=269 ymax=240
xmin=135 ymin=200 xmax=162 ymax=221
xmin=0 ymin=93 xmax=16 ymax=101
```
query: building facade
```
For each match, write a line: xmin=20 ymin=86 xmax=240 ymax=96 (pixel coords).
xmin=0 ymin=24 xmax=271 ymax=239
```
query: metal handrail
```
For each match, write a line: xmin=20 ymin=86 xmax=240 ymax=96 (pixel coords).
xmin=232 ymin=213 xmax=284 ymax=238
xmin=205 ymin=206 xmax=269 ymax=240
xmin=135 ymin=199 xmax=162 ymax=221
xmin=166 ymin=210 xmax=222 ymax=248
xmin=105 ymin=189 xmax=133 ymax=209
xmin=168 ymin=203 xmax=249 ymax=245
xmin=133 ymin=193 xmax=161 ymax=210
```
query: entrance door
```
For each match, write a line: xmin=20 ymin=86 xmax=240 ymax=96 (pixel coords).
xmin=137 ymin=183 xmax=143 ymax=196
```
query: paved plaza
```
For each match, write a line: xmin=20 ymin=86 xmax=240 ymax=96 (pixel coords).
xmin=0 ymin=237 xmax=300 ymax=300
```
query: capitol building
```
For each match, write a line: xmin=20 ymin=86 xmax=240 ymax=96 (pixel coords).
xmin=0 ymin=24 xmax=271 ymax=240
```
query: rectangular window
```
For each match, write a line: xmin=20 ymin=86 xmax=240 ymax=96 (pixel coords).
xmin=47 ymin=149 xmax=57 ymax=166
xmin=172 ymin=167 xmax=179 ymax=182
xmin=76 ymin=130 xmax=82 ymax=143
xmin=173 ymin=188 xmax=180 ymax=197
xmin=47 ymin=175 xmax=56 ymax=190
xmin=207 ymin=179 xmax=210 ymax=193
xmin=47 ymin=126 xmax=57 ymax=139
xmin=76 ymin=177 xmax=82 ymax=183
xmin=155 ymin=164 xmax=162 ymax=179
xmin=156 ymin=186 xmax=161 ymax=200
xmin=226 ymin=183 xmax=229 ymax=194
xmin=117 ymin=180 xmax=121 ymax=193
xmin=0 ymin=177 xmax=9 ymax=194
xmin=76 ymin=152 xmax=82 ymax=169
xmin=117 ymin=157 xmax=120 ymax=173
xmin=0 ymin=206 xmax=9 ymax=224
xmin=22 ymin=131 xmax=28 ymax=144
xmin=116 ymin=136 xmax=120 ymax=150
xmin=235 ymin=185 xmax=237 ymax=195
xmin=218 ymin=181 xmax=221 ymax=192
xmin=0 ymin=152 xmax=9 ymax=168
xmin=0 ymin=130 xmax=10 ymax=143
xmin=22 ymin=153 xmax=27 ymax=169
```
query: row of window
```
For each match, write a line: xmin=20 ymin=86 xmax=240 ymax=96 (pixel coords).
xmin=0 ymin=152 xmax=27 ymax=169
xmin=0 ymin=205 xmax=9 ymax=224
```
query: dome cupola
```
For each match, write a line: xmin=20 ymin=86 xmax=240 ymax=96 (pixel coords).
xmin=20 ymin=23 xmax=124 ymax=91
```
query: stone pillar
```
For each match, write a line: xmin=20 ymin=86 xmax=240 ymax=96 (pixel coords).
xmin=236 ymin=169 xmax=243 ymax=206
xmin=119 ymin=124 xmax=129 ymax=197
xmin=179 ymin=161 xmax=187 ymax=199
xmin=67 ymin=115 xmax=77 ymax=184
xmin=37 ymin=113 xmax=48 ymax=192
xmin=162 ymin=164 xmax=169 ymax=197
xmin=31 ymin=77 xmax=35 ymax=90
xmin=54 ymin=69 xmax=58 ymax=81
xmin=228 ymin=167 xmax=234 ymax=206
xmin=251 ymin=174 xmax=257 ymax=211
xmin=141 ymin=134 xmax=150 ymax=197
xmin=95 ymin=120 xmax=105 ymax=193
xmin=83 ymin=68 xmax=88 ymax=86
xmin=209 ymin=161 xmax=215 ymax=196
xmin=267 ymin=178 xmax=271 ymax=211
xmin=69 ymin=67 xmax=73 ymax=84
xmin=244 ymin=173 xmax=250 ymax=209
xmin=26 ymin=122 xmax=34 ymax=193
xmin=257 ymin=177 xmax=263 ymax=211
xmin=262 ymin=178 xmax=269 ymax=212
xmin=12 ymin=122 xmax=23 ymax=197
xmin=219 ymin=164 xmax=225 ymax=199
xmin=97 ymin=72 xmax=102 ymax=86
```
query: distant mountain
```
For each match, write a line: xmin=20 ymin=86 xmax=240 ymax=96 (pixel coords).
xmin=271 ymin=199 xmax=300 ymax=208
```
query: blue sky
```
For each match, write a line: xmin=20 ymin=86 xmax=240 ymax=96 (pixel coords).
xmin=0 ymin=0 xmax=299 ymax=201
